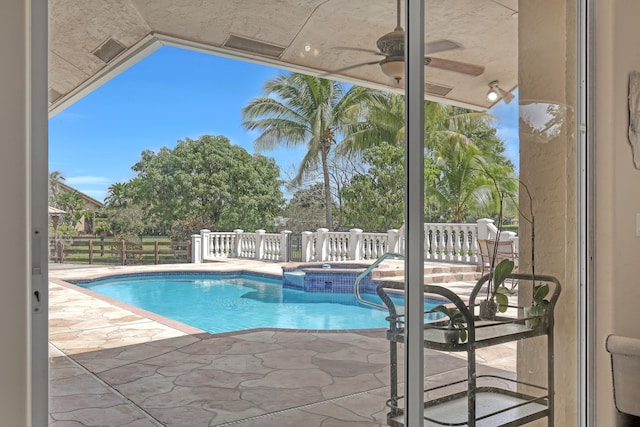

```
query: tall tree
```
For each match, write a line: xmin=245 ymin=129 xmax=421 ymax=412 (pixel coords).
xmin=427 ymin=139 xmax=493 ymax=222
xmin=128 ymin=135 xmax=285 ymax=238
xmin=48 ymin=170 xmax=65 ymax=207
xmin=340 ymin=142 xmax=406 ymax=231
xmin=56 ymin=190 xmax=86 ymax=229
xmin=242 ymin=73 xmax=384 ymax=230
xmin=281 ymin=183 xmax=328 ymax=233
xmin=339 ymin=97 xmax=517 ymax=225
xmin=104 ymin=182 xmax=131 ymax=208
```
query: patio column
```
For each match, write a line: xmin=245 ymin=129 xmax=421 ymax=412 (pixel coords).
xmin=279 ymin=230 xmax=291 ymax=261
xmin=349 ymin=228 xmax=363 ymax=260
xmin=191 ymin=234 xmax=201 ymax=263
xmin=387 ymin=228 xmax=401 ymax=254
xmin=200 ymin=229 xmax=211 ymax=261
xmin=518 ymin=1 xmax=578 ymax=425
xmin=301 ymin=231 xmax=314 ymax=262
xmin=254 ymin=229 xmax=266 ymax=260
xmin=316 ymin=228 xmax=329 ymax=262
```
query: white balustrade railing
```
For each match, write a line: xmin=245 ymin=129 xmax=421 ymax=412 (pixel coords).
xmin=191 ymin=218 xmax=517 ymax=265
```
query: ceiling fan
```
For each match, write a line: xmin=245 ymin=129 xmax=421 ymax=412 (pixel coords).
xmin=328 ymin=0 xmax=485 ymax=83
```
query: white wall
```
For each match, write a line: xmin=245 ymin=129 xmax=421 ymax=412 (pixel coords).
xmin=0 ymin=0 xmax=31 ymax=425
xmin=595 ymin=0 xmax=640 ymax=424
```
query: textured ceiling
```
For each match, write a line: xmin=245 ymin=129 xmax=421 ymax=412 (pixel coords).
xmin=49 ymin=0 xmax=518 ymax=113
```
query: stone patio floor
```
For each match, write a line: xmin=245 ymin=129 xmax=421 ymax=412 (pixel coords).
xmin=48 ymin=260 xmax=517 ymax=427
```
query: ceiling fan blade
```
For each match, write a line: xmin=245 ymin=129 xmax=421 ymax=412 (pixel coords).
xmin=333 ymin=46 xmax=385 ymax=56
xmin=426 ymin=57 xmax=485 ymax=76
xmin=425 ymin=39 xmax=462 ymax=55
xmin=321 ymin=60 xmax=382 ymax=77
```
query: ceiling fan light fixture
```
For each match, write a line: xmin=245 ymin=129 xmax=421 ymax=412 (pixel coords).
xmin=487 ymin=80 xmax=514 ymax=104
xmin=487 ymin=86 xmax=500 ymax=102
xmin=380 ymin=59 xmax=405 ymax=83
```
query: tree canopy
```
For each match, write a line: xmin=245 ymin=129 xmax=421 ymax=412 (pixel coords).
xmin=242 ymin=73 xmax=384 ymax=230
xmin=113 ymin=135 xmax=284 ymax=240
xmin=340 ymin=97 xmax=518 ymax=229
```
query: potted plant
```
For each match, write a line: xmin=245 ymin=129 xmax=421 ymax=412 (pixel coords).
xmin=479 ymin=258 xmax=515 ymax=320
xmin=431 ymin=305 xmax=468 ymax=344
xmin=526 ymin=282 xmax=550 ymax=328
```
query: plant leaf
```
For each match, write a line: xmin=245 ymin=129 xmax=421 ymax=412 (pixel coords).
xmin=431 ymin=305 xmax=450 ymax=316
xmin=492 ymin=259 xmax=515 ymax=292
xmin=496 ymin=292 xmax=509 ymax=312
xmin=459 ymin=327 xmax=468 ymax=342
xmin=533 ymin=283 xmax=549 ymax=302
xmin=496 ymin=286 xmax=512 ymax=295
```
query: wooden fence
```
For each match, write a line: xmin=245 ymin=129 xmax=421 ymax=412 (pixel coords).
xmin=50 ymin=237 xmax=191 ymax=265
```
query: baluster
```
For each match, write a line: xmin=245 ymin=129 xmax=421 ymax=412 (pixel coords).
xmin=424 ymin=228 xmax=432 ymax=260
xmin=462 ymin=227 xmax=471 ymax=263
xmin=263 ymin=237 xmax=269 ymax=260
xmin=214 ymin=235 xmax=220 ymax=257
xmin=240 ymin=237 xmax=246 ymax=258
xmin=253 ymin=236 xmax=257 ymax=258
xmin=266 ymin=237 xmax=273 ymax=260
xmin=272 ymin=236 xmax=277 ymax=260
xmin=445 ymin=227 xmax=453 ymax=261
xmin=453 ymin=228 xmax=462 ymax=262
xmin=344 ymin=236 xmax=349 ymax=260
xmin=437 ymin=229 xmax=443 ymax=260
xmin=432 ymin=227 xmax=438 ymax=260
xmin=362 ymin=236 xmax=371 ymax=259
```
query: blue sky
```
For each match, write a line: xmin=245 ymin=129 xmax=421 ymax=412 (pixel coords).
xmin=49 ymin=46 xmax=518 ymax=202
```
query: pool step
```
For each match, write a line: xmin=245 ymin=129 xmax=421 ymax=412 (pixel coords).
xmin=373 ymin=263 xmax=481 ymax=285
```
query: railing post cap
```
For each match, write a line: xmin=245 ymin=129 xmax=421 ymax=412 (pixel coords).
xmin=301 ymin=231 xmax=314 ymax=235
xmin=191 ymin=234 xmax=200 ymax=238
xmin=200 ymin=229 xmax=211 ymax=233
xmin=233 ymin=229 xmax=243 ymax=233
xmin=255 ymin=229 xmax=266 ymax=234
xmin=317 ymin=228 xmax=329 ymax=233
xmin=349 ymin=228 xmax=363 ymax=233
xmin=281 ymin=230 xmax=292 ymax=234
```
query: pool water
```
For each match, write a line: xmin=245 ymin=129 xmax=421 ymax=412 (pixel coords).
xmin=74 ymin=273 xmax=443 ymax=334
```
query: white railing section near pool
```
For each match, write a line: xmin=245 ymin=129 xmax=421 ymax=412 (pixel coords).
xmin=191 ymin=218 xmax=517 ymax=265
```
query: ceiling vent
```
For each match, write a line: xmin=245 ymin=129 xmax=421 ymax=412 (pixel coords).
xmin=425 ymin=82 xmax=453 ymax=97
xmin=223 ymin=34 xmax=285 ymax=59
xmin=48 ymin=88 xmax=63 ymax=103
xmin=92 ymin=38 xmax=126 ymax=63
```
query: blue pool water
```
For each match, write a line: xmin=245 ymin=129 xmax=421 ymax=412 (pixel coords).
xmin=73 ymin=273 xmax=443 ymax=334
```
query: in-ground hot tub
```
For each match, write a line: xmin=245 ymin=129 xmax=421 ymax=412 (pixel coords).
xmin=282 ymin=262 xmax=376 ymax=293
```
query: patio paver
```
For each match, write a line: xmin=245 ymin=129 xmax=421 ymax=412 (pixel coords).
xmin=48 ymin=262 xmax=516 ymax=426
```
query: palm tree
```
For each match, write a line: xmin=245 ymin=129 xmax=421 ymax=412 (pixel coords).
xmin=427 ymin=139 xmax=492 ymax=222
xmin=48 ymin=170 xmax=65 ymax=206
xmin=57 ymin=190 xmax=86 ymax=229
xmin=242 ymin=73 xmax=384 ymax=230
xmin=105 ymin=182 xmax=130 ymax=208
xmin=341 ymin=93 xmax=516 ymax=222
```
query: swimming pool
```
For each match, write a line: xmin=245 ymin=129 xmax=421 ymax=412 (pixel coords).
xmin=72 ymin=272 xmax=444 ymax=333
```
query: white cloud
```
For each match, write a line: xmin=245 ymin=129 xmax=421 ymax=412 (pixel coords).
xmin=65 ymin=176 xmax=111 ymax=185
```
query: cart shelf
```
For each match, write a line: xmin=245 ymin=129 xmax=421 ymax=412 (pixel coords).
xmin=376 ymin=273 xmax=561 ymax=427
